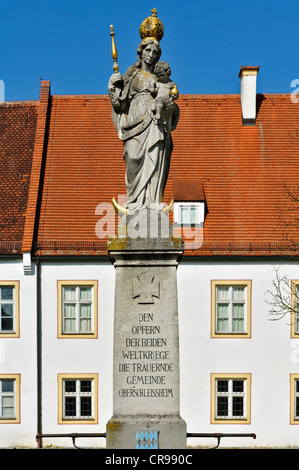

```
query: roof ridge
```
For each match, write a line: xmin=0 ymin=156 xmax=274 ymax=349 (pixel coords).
xmin=52 ymin=94 xmax=109 ymax=99
xmin=50 ymin=92 xmax=293 ymax=100
xmin=0 ymin=100 xmax=38 ymax=106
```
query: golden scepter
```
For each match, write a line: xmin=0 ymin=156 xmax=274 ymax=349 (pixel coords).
xmin=110 ymin=25 xmax=119 ymax=73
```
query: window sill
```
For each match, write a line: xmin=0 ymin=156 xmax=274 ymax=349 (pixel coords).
xmin=0 ymin=417 xmax=20 ymax=424
xmin=0 ymin=332 xmax=18 ymax=338
xmin=58 ymin=332 xmax=97 ymax=339
xmin=211 ymin=418 xmax=250 ymax=424
xmin=59 ymin=418 xmax=98 ymax=425
xmin=212 ymin=332 xmax=250 ymax=338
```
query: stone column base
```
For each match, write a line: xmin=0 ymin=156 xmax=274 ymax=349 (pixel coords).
xmin=106 ymin=415 xmax=187 ymax=449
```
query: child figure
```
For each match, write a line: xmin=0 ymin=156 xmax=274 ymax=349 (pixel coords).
xmin=151 ymin=61 xmax=179 ymax=122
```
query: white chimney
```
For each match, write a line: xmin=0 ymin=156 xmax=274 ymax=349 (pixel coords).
xmin=239 ymin=66 xmax=260 ymax=125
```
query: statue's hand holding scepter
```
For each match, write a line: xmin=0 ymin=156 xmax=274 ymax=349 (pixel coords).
xmin=108 ymin=25 xmax=123 ymax=103
xmin=110 ymin=24 xmax=120 ymax=74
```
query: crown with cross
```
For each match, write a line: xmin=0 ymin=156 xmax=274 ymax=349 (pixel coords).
xmin=139 ymin=8 xmax=164 ymax=43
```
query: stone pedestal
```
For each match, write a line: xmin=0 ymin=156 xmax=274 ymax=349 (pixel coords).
xmin=106 ymin=212 xmax=186 ymax=449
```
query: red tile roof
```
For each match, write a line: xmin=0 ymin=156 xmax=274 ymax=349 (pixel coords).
xmin=1 ymin=83 xmax=298 ymax=258
xmin=33 ymin=89 xmax=299 ymax=257
xmin=172 ymin=179 xmax=205 ymax=201
xmin=35 ymin=94 xmax=124 ymax=256
xmin=0 ymin=100 xmax=38 ymax=254
xmin=171 ymin=93 xmax=299 ymax=256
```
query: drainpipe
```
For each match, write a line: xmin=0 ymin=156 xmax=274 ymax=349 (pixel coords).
xmin=36 ymin=259 xmax=42 ymax=448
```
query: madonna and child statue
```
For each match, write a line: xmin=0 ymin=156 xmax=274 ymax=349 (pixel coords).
xmin=106 ymin=10 xmax=186 ymax=449
xmin=108 ymin=8 xmax=179 ymax=223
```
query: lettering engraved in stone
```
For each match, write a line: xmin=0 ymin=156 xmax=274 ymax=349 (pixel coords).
xmin=132 ymin=271 xmax=160 ymax=304
xmin=127 ymin=375 xmax=166 ymax=384
xmin=119 ymin=389 xmax=173 ymax=398
xmin=139 ymin=313 xmax=154 ymax=322
xmin=122 ymin=350 xmax=169 ymax=360
xmin=132 ymin=325 xmax=160 ymax=334
xmin=132 ymin=363 xmax=174 ymax=373
xmin=117 ymin=305 xmax=175 ymax=399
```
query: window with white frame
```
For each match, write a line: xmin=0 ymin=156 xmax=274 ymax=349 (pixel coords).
xmin=63 ymin=378 xmax=93 ymax=419
xmin=0 ymin=376 xmax=20 ymax=422
xmin=57 ymin=281 xmax=98 ymax=338
xmin=216 ymin=285 xmax=246 ymax=333
xmin=58 ymin=374 xmax=98 ymax=424
xmin=63 ymin=286 xmax=92 ymax=333
xmin=211 ymin=374 xmax=251 ymax=424
xmin=295 ymin=379 xmax=299 ymax=419
xmin=290 ymin=374 xmax=299 ymax=424
xmin=294 ymin=284 xmax=299 ymax=335
xmin=215 ymin=378 xmax=246 ymax=419
xmin=0 ymin=282 xmax=19 ymax=337
xmin=173 ymin=202 xmax=205 ymax=226
xmin=211 ymin=281 xmax=251 ymax=337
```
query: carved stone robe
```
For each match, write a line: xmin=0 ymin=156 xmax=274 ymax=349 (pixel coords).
xmin=111 ymin=66 xmax=179 ymax=210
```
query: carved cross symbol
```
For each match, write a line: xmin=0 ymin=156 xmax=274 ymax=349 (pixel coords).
xmin=151 ymin=7 xmax=157 ymax=17
xmin=133 ymin=271 xmax=160 ymax=304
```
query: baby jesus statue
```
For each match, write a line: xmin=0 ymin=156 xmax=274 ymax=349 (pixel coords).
xmin=151 ymin=61 xmax=179 ymax=123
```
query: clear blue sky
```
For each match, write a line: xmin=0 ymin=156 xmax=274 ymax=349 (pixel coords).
xmin=1 ymin=0 xmax=298 ymax=101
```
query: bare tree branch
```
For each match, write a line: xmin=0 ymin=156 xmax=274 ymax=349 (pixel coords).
xmin=278 ymin=181 xmax=299 ymax=254
xmin=265 ymin=133 xmax=299 ymax=324
xmin=265 ymin=267 xmax=299 ymax=324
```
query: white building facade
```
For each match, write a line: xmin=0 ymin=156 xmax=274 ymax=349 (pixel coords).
xmin=0 ymin=255 xmax=299 ymax=448
xmin=0 ymin=69 xmax=298 ymax=448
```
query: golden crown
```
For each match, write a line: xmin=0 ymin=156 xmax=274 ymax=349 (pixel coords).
xmin=139 ymin=8 xmax=164 ymax=43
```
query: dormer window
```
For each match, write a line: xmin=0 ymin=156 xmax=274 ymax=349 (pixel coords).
xmin=174 ymin=202 xmax=205 ymax=226
xmin=172 ymin=179 xmax=206 ymax=228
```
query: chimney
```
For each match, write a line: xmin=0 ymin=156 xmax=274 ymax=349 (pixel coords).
xmin=239 ymin=66 xmax=260 ymax=125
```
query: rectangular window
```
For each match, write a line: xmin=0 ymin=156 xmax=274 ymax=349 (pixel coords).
xmin=211 ymin=281 xmax=252 ymax=338
xmin=173 ymin=202 xmax=205 ymax=226
xmin=211 ymin=374 xmax=251 ymax=424
xmin=58 ymin=374 xmax=98 ymax=424
xmin=0 ymin=375 xmax=20 ymax=423
xmin=296 ymin=380 xmax=299 ymax=419
xmin=57 ymin=281 xmax=98 ymax=338
xmin=0 ymin=282 xmax=20 ymax=337
xmin=290 ymin=374 xmax=299 ymax=424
